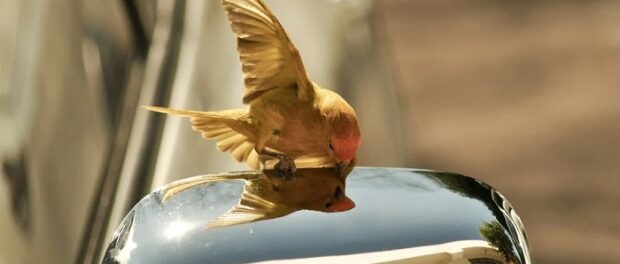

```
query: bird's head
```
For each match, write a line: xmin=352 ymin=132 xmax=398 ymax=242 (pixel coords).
xmin=322 ymin=185 xmax=355 ymax=212
xmin=327 ymin=114 xmax=361 ymax=173
xmin=318 ymin=89 xmax=361 ymax=172
xmin=329 ymin=135 xmax=360 ymax=165
xmin=305 ymin=180 xmax=355 ymax=213
xmin=272 ymin=167 xmax=356 ymax=213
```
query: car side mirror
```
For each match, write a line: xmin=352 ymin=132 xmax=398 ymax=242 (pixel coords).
xmin=103 ymin=167 xmax=533 ymax=264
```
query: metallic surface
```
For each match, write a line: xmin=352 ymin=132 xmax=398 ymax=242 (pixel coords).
xmin=103 ymin=167 xmax=532 ymax=264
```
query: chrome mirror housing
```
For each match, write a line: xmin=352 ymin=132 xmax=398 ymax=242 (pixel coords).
xmin=103 ymin=167 xmax=533 ymax=264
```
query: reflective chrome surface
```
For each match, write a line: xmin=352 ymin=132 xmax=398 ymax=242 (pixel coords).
xmin=103 ymin=167 xmax=532 ymax=264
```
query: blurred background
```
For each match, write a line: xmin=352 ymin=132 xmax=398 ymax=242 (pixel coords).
xmin=0 ymin=0 xmax=618 ymax=263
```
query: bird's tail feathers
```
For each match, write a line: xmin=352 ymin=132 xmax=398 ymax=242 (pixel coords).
xmin=143 ymin=105 xmax=209 ymax=117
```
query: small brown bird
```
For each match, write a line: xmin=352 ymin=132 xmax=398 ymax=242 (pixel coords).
xmin=146 ymin=0 xmax=361 ymax=176
xmin=161 ymin=167 xmax=356 ymax=228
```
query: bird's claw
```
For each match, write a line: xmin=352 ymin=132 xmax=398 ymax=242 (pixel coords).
xmin=274 ymin=155 xmax=296 ymax=181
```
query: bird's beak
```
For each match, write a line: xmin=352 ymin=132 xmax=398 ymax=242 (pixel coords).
xmin=325 ymin=196 xmax=355 ymax=212
xmin=337 ymin=158 xmax=357 ymax=177
xmin=337 ymin=160 xmax=350 ymax=174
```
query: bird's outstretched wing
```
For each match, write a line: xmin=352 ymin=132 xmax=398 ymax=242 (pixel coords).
xmin=145 ymin=106 xmax=261 ymax=169
xmin=222 ymin=0 xmax=313 ymax=103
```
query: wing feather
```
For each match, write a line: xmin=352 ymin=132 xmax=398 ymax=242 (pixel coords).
xmin=145 ymin=106 xmax=260 ymax=169
xmin=222 ymin=0 xmax=313 ymax=103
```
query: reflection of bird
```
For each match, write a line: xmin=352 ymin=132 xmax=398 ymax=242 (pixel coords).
xmin=160 ymin=167 xmax=355 ymax=228
xmin=145 ymin=0 xmax=361 ymax=177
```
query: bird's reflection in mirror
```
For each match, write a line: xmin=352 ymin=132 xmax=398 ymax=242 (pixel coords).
xmin=159 ymin=167 xmax=355 ymax=228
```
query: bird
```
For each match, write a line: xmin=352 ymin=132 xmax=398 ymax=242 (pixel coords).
xmin=160 ymin=167 xmax=356 ymax=228
xmin=145 ymin=0 xmax=361 ymax=178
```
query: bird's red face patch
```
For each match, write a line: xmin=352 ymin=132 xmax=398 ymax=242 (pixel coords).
xmin=332 ymin=135 xmax=361 ymax=162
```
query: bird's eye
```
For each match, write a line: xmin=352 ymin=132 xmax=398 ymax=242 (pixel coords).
xmin=328 ymin=143 xmax=335 ymax=151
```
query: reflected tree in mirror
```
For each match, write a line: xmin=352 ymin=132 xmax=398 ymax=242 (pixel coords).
xmin=480 ymin=220 xmax=519 ymax=264
xmin=426 ymin=171 xmax=527 ymax=264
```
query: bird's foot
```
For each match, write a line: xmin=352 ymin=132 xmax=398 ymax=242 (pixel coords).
xmin=273 ymin=154 xmax=296 ymax=181
xmin=257 ymin=149 xmax=297 ymax=181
